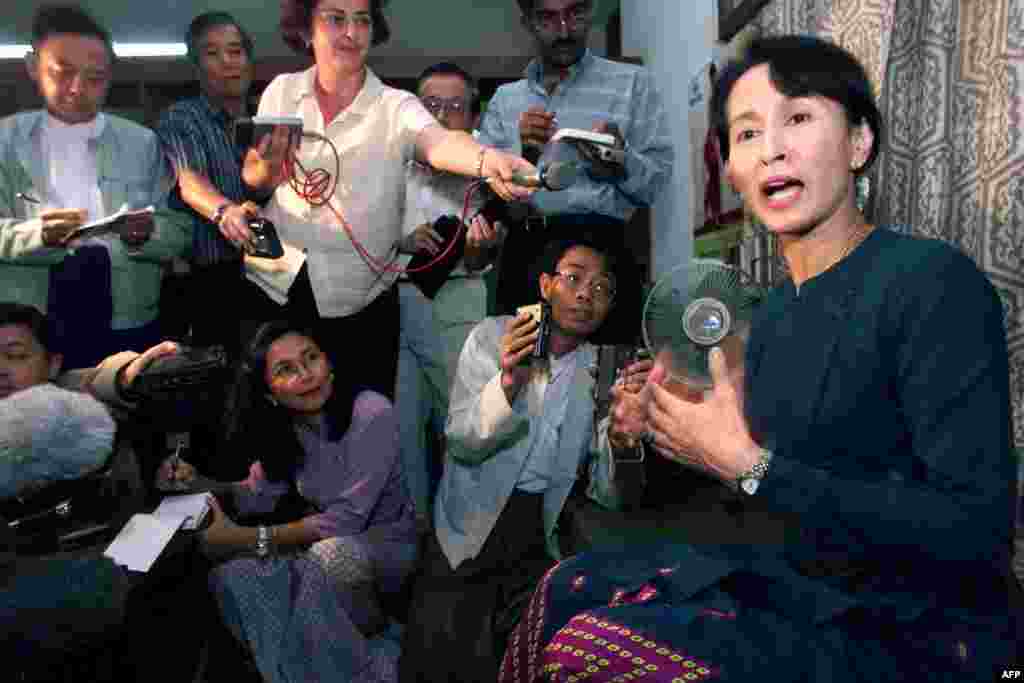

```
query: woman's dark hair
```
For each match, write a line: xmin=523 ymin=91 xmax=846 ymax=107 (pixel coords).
xmin=221 ymin=320 xmax=356 ymax=482
xmin=32 ymin=4 xmax=114 ymax=58
xmin=710 ymin=35 xmax=883 ymax=173
xmin=280 ymin=0 xmax=391 ymax=55
xmin=185 ymin=11 xmax=254 ymax=64
xmin=0 ymin=302 xmax=59 ymax=355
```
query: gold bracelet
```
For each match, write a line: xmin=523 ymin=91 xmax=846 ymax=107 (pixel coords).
xmin=476 ymin=147 xmax=487 ymax=179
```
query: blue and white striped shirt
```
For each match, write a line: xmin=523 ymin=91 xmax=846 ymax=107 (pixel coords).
xmin=478 ymin=50 xmax=674 ymax=221
xmin=156 ymin=94 xmax=249 ymax=266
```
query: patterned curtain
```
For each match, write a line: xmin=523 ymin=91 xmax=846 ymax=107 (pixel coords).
xmin=754 ymin=0 xmax=1024 ymax=447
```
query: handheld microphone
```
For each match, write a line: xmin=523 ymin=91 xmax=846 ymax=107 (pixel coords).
xmin=492 ymin=161 xmax=580 ymax=191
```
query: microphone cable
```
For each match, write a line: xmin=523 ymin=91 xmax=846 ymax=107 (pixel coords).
xmin=287 ymin=130 xmax=490 ymax=276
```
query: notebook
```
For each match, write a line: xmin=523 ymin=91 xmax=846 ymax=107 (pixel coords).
xmin=104 ymin=493 xmax=211 ymax=572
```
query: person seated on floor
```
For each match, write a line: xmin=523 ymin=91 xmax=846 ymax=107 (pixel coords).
xmin=157 ymin=319 xmax=416 ymax=683
xmin=400 ymin=229 xmax=649 ymax=683
xmin=0 ymin=301 xmax=198 ymax=677
xmin=497 ymin=35 xmax=1020 ymax=683
xmin=0 ymin=301 xmax=179 ymax=500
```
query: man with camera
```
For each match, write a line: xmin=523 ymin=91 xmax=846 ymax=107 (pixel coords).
xmin=0 ymin=5 xmax=190 ymax=370
xmin=400 ymin=227 xmax=650 ymax=683
xmin=156 ymin=11 xmax=268 ymax=355
xmin=477 ymin=0 xmax=673 ymax=315
xmin=395 ymin=61 xmax=504 ymax=526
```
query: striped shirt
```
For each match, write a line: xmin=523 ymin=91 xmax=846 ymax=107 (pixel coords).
xmin=156 ymin=94 xmax=248 ymax=266
xmin=477 ymin=50 xmax=674 ymax=221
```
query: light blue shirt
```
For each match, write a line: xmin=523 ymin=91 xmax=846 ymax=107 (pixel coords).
xmin=515 ymin=347 xmax=582 ymax=493
xmin=478 ymin=50 xmax=674 ymax=220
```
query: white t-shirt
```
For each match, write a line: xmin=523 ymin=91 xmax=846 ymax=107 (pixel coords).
xmin=42 ymin=112 xmax=105 ymax=220
xmin=254 ymin=67 xmax=437 ymax=317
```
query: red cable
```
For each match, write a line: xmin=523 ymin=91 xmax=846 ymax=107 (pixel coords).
xmin=286 ymin=138 xmax=485 ymax=275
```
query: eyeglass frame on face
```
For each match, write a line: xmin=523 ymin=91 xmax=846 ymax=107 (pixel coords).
xmin=531 ymin=1 xmax=592 ymax=33
xmin=314 ymin=9 xmax=373 ymax=33
xmin=420 ymin=95 xmax=470 ymax=118
xmin=552 ymin=269 xmax=616 ymax=303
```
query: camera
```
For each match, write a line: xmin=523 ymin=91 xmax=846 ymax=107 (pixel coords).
xmin=245 ymin=217 xmax=285 ymax=259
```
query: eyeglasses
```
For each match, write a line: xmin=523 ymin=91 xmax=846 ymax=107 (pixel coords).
xmin=532 ymin=3 xmax=592 ymax=33
xmin=315 ymin=10 xmax=373 ymax=32
xmin=420 ymin=96 xmax=470 ymax=118
xmin=553 ymin=270 xmax=616 ymax=303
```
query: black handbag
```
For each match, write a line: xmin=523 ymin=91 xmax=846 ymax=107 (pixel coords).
xmin=1 ymin=440 xmax=141 ymax=554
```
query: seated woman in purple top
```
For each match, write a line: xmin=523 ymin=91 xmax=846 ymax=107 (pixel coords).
xmin=157 ymin=319 xmax=417 ymax=683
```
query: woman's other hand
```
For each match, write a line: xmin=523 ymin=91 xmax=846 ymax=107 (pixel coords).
xmin=607 ymin=358 xmax=654 ymax=450
xmin=243 ymin=125 xmax=296 ymax=190
xmin=155 ymin=454 xmax=197 ymax=492
xmin=646 ymin=347 xmax=759 ymax=483
xmin=199 ymin=496 xmax=243 ymax=559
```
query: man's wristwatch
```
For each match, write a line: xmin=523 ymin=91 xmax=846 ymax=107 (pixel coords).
xmin=211 ymin=202 xmax=232 ymax=226
xmin=255 ymin=525 xmax=272 ymax=558
xmin=735 ymin=447 xmax=773 ymax=495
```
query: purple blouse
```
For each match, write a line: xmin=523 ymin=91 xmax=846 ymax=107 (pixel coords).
xmin=234 ymin=390 xmax=416 ymax=543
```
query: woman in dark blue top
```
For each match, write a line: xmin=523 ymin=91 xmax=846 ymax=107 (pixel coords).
xmin=498 ymin=35 xmax=1019 ymax=683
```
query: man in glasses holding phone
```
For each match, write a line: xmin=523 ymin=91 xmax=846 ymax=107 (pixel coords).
xmin=478 ymin=0 xmax=673 ymax=315
xmin=396 ymin=61 xmax=504 ymax=528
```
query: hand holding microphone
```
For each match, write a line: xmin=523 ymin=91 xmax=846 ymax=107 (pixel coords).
xmin=478 ymin=148 xmax=539 ymax=201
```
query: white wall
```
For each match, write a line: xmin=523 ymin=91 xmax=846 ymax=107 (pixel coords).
xmin=621 ymin=1 xmax=717 ymax=280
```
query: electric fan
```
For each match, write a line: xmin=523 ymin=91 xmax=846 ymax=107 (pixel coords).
xmin=642 ymin=259 xmax=764 ymax=389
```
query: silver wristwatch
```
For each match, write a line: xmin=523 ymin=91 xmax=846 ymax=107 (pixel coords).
xmin=255 ymin=525 xmax=272 ymax=558
xmin=736 ymin=448 xmax=773 ymax=495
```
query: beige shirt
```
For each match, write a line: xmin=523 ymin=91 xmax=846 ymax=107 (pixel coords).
xmin=254 ymin=67 xmax=437 ymax=317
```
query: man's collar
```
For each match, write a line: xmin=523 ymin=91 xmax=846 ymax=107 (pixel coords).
xmin=197 ymin=92 xmax=241 ymax=124
xmin=43 ymin=110 xmax=106 ymax=140
xmin=526 ymin=49 xmax=595 ymax=87
xmin=294 ymin=65 xmax=383 ymax=117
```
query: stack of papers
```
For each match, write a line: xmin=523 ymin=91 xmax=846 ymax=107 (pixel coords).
xmin=68 ymin=205 xmax=155 ymax=241
xmin=104 ymin=492 xmax=211 ymax=572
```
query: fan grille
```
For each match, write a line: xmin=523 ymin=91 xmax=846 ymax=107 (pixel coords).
xmin=643 ymin=260 xmax=763 ymax=388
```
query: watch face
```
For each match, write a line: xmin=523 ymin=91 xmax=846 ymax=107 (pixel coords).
xmin=740 ymin=477 xmax=760 ymax=495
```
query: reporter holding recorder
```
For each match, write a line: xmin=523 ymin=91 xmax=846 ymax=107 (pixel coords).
xmin=241 ymin=0 xmax=536 ymax=398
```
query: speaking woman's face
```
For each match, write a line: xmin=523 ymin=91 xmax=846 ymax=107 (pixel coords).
xmin=264 ymin=333 xmax=334 ymax=415
xmin=723 ymin=64 xmax=872 ymax=238
xmin=309 ymin=0 xmax=373 ymax=75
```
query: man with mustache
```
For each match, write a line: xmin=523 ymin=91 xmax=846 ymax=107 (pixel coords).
xmin=478 ymin=0 xmax=673 ymax=314
xmin=0 ymin=4 xmax=190 ymax=370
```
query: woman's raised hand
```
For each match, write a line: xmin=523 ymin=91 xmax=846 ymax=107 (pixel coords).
xmin=645 ymin=348 xmax=760 ymax=484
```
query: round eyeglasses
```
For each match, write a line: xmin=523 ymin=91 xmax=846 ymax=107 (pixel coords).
xmin=553 ymin=270 xmax=616 ymax=303
xmin=420 ymin=96 xmax=470 ymax=118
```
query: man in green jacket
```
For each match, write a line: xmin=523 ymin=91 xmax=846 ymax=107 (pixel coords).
xmin=0 ymin=5 xmax=190 ymax=368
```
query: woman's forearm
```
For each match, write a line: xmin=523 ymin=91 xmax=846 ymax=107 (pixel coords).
xmin=417 ymin=126 xmax=485 ymax=177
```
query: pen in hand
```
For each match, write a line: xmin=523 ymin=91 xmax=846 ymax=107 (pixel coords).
xmin=16 ymin=192 xmax=41 ymax=204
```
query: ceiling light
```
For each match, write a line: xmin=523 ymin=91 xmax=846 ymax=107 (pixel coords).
xmin=0 ymin=43 xmax=187 ymax=59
